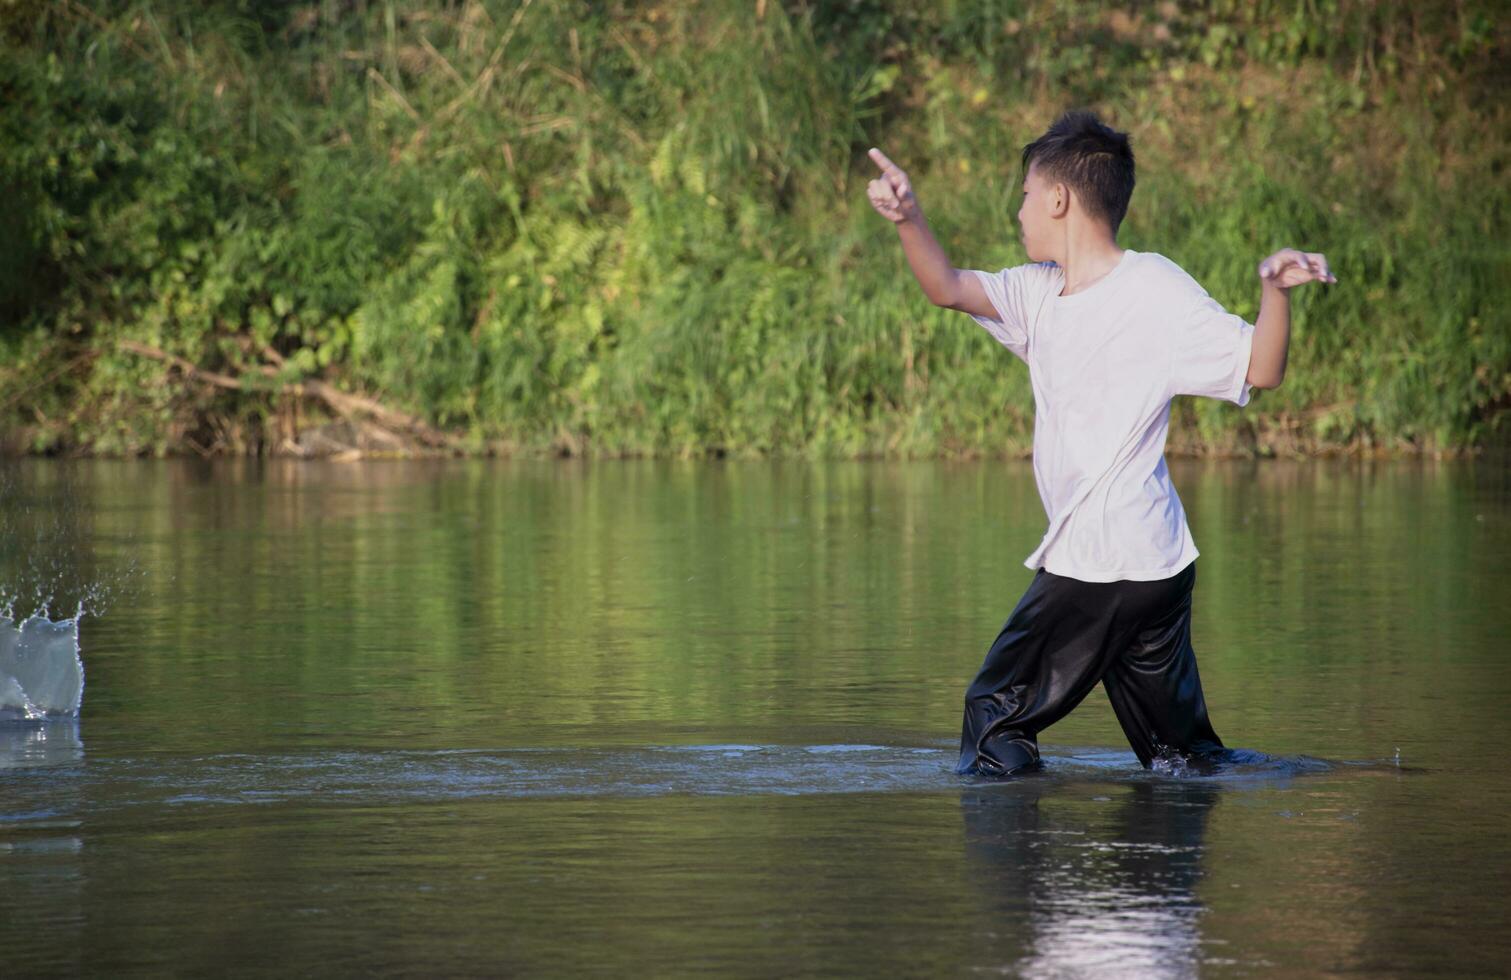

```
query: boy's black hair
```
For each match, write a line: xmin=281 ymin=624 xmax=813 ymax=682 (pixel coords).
xmin=1021 ymin=110 xmax=1136 ymax=235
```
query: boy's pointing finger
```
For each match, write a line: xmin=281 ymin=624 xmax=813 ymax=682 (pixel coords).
xmin=868 ymin=147 xmax=899 ymax=173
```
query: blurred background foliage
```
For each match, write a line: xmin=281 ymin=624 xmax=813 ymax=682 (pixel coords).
xmin=0 ymin=0 xmax=1506 ymax=458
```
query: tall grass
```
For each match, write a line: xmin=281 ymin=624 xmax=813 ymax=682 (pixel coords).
xmin=1 ymin=0 xmax=1506 ymax=457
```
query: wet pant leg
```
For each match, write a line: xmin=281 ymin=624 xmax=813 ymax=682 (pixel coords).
xmin=1101 ymin=564 xmax=1224 ymax=768
xmin=956 ymin=562 xmax=1222 ymax=776
xmin=955 ymin=569 xmax=1148 ymax=776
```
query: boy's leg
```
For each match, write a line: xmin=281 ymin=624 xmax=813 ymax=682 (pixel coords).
xmin=956 ymin=570 xmax=1147 ymax=776
xmin=1101 ymin=562 xmax=1225 ymax=768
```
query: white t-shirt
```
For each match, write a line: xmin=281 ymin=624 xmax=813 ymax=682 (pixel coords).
xmin=968 ymin=248 xmax=1254 ymax=582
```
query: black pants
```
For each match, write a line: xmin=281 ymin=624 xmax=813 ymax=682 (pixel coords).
xmin=956 ymin=561 xmax=1223 ymax=776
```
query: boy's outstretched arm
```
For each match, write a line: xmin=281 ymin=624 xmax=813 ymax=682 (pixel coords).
xmin=866 ymin=148 xmax=996 ymax=319
xmin=1249 ymin=248 xmax=1336 ymax=388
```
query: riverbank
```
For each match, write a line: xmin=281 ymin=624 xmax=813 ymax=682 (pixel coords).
xmin=3 ymin=1 xmax=1505 ymax=459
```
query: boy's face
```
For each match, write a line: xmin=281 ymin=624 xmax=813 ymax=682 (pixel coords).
xmin=1016 ymin=161 xmax=1062 ymax=263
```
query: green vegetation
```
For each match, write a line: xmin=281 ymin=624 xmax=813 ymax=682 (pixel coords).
xmin=1 ymin=0 xmax=1505 ymax=458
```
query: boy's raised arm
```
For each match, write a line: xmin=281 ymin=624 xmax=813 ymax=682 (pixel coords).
xmin=1248 ymin=248 xmax=1336 ymax=389
xmin=867 ymin=148 xmax=995 ymax=319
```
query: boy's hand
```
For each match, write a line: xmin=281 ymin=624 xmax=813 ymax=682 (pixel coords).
xmin=867 ymin=147 xmax=921 ymax=224
xmin=1258 ymin=248 xmax=1337 ymax=289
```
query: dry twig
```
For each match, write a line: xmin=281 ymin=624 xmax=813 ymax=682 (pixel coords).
xmin=118 ymin=339 xmax=464 ymax=454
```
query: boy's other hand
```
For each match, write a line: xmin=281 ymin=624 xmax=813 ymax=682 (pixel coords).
xmin=867 ymin=147 xmax=921 ymax=224
xmin=1258 ymin=248 xmax=1337 ymax=289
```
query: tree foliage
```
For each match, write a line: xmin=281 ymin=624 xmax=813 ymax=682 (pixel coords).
xmin=2 ymin=0 xmax=1506 ymax=457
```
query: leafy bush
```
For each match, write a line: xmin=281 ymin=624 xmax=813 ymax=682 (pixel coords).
xmin=1 ymin=0 xmax=1505 ymax=457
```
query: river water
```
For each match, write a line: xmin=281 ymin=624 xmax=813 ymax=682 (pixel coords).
xmin=3 ymin=458 xmax=1509 ymax=975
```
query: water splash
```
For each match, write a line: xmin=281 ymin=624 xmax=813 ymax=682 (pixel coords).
xmin=0 ymin=613 xmax=84 ymax=721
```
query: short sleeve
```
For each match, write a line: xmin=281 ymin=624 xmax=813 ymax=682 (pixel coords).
xmin=1171 ymin=290 xmax=1255 ymax=406
xmin=966 ymin=266 xmax=1042 ymax=363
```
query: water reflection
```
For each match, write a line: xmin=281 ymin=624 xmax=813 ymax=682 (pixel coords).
xmin=0 ymin=719 xmax=85 ymax=975
xmin=0 ymin=718 xmax=84 ymax=769
xmin=962 ymin=779 xmax=1219 ymax=978
xmin=0 ymin=457 xmax=1507 ymax=974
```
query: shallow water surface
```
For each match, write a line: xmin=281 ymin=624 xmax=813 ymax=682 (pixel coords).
xmin=2 ymin=458 xmax=1509 ymax=975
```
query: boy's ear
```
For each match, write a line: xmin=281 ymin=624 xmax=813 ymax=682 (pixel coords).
xmin=1050 ymin=181 xmax=1071 ymax=218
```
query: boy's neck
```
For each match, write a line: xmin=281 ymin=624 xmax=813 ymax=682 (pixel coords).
xmin=1054 ymin=233 xmax=1126 ymax=297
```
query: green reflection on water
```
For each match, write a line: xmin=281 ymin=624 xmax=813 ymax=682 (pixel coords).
xmin=50 ymin=457 xmax=1508 ymax=762
xmin=2 ymin=458 xmax=1509 ymax=974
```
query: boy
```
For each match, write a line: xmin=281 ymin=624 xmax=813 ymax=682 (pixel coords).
xmin=865 ymin=110 xmax=1335 ymax=776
